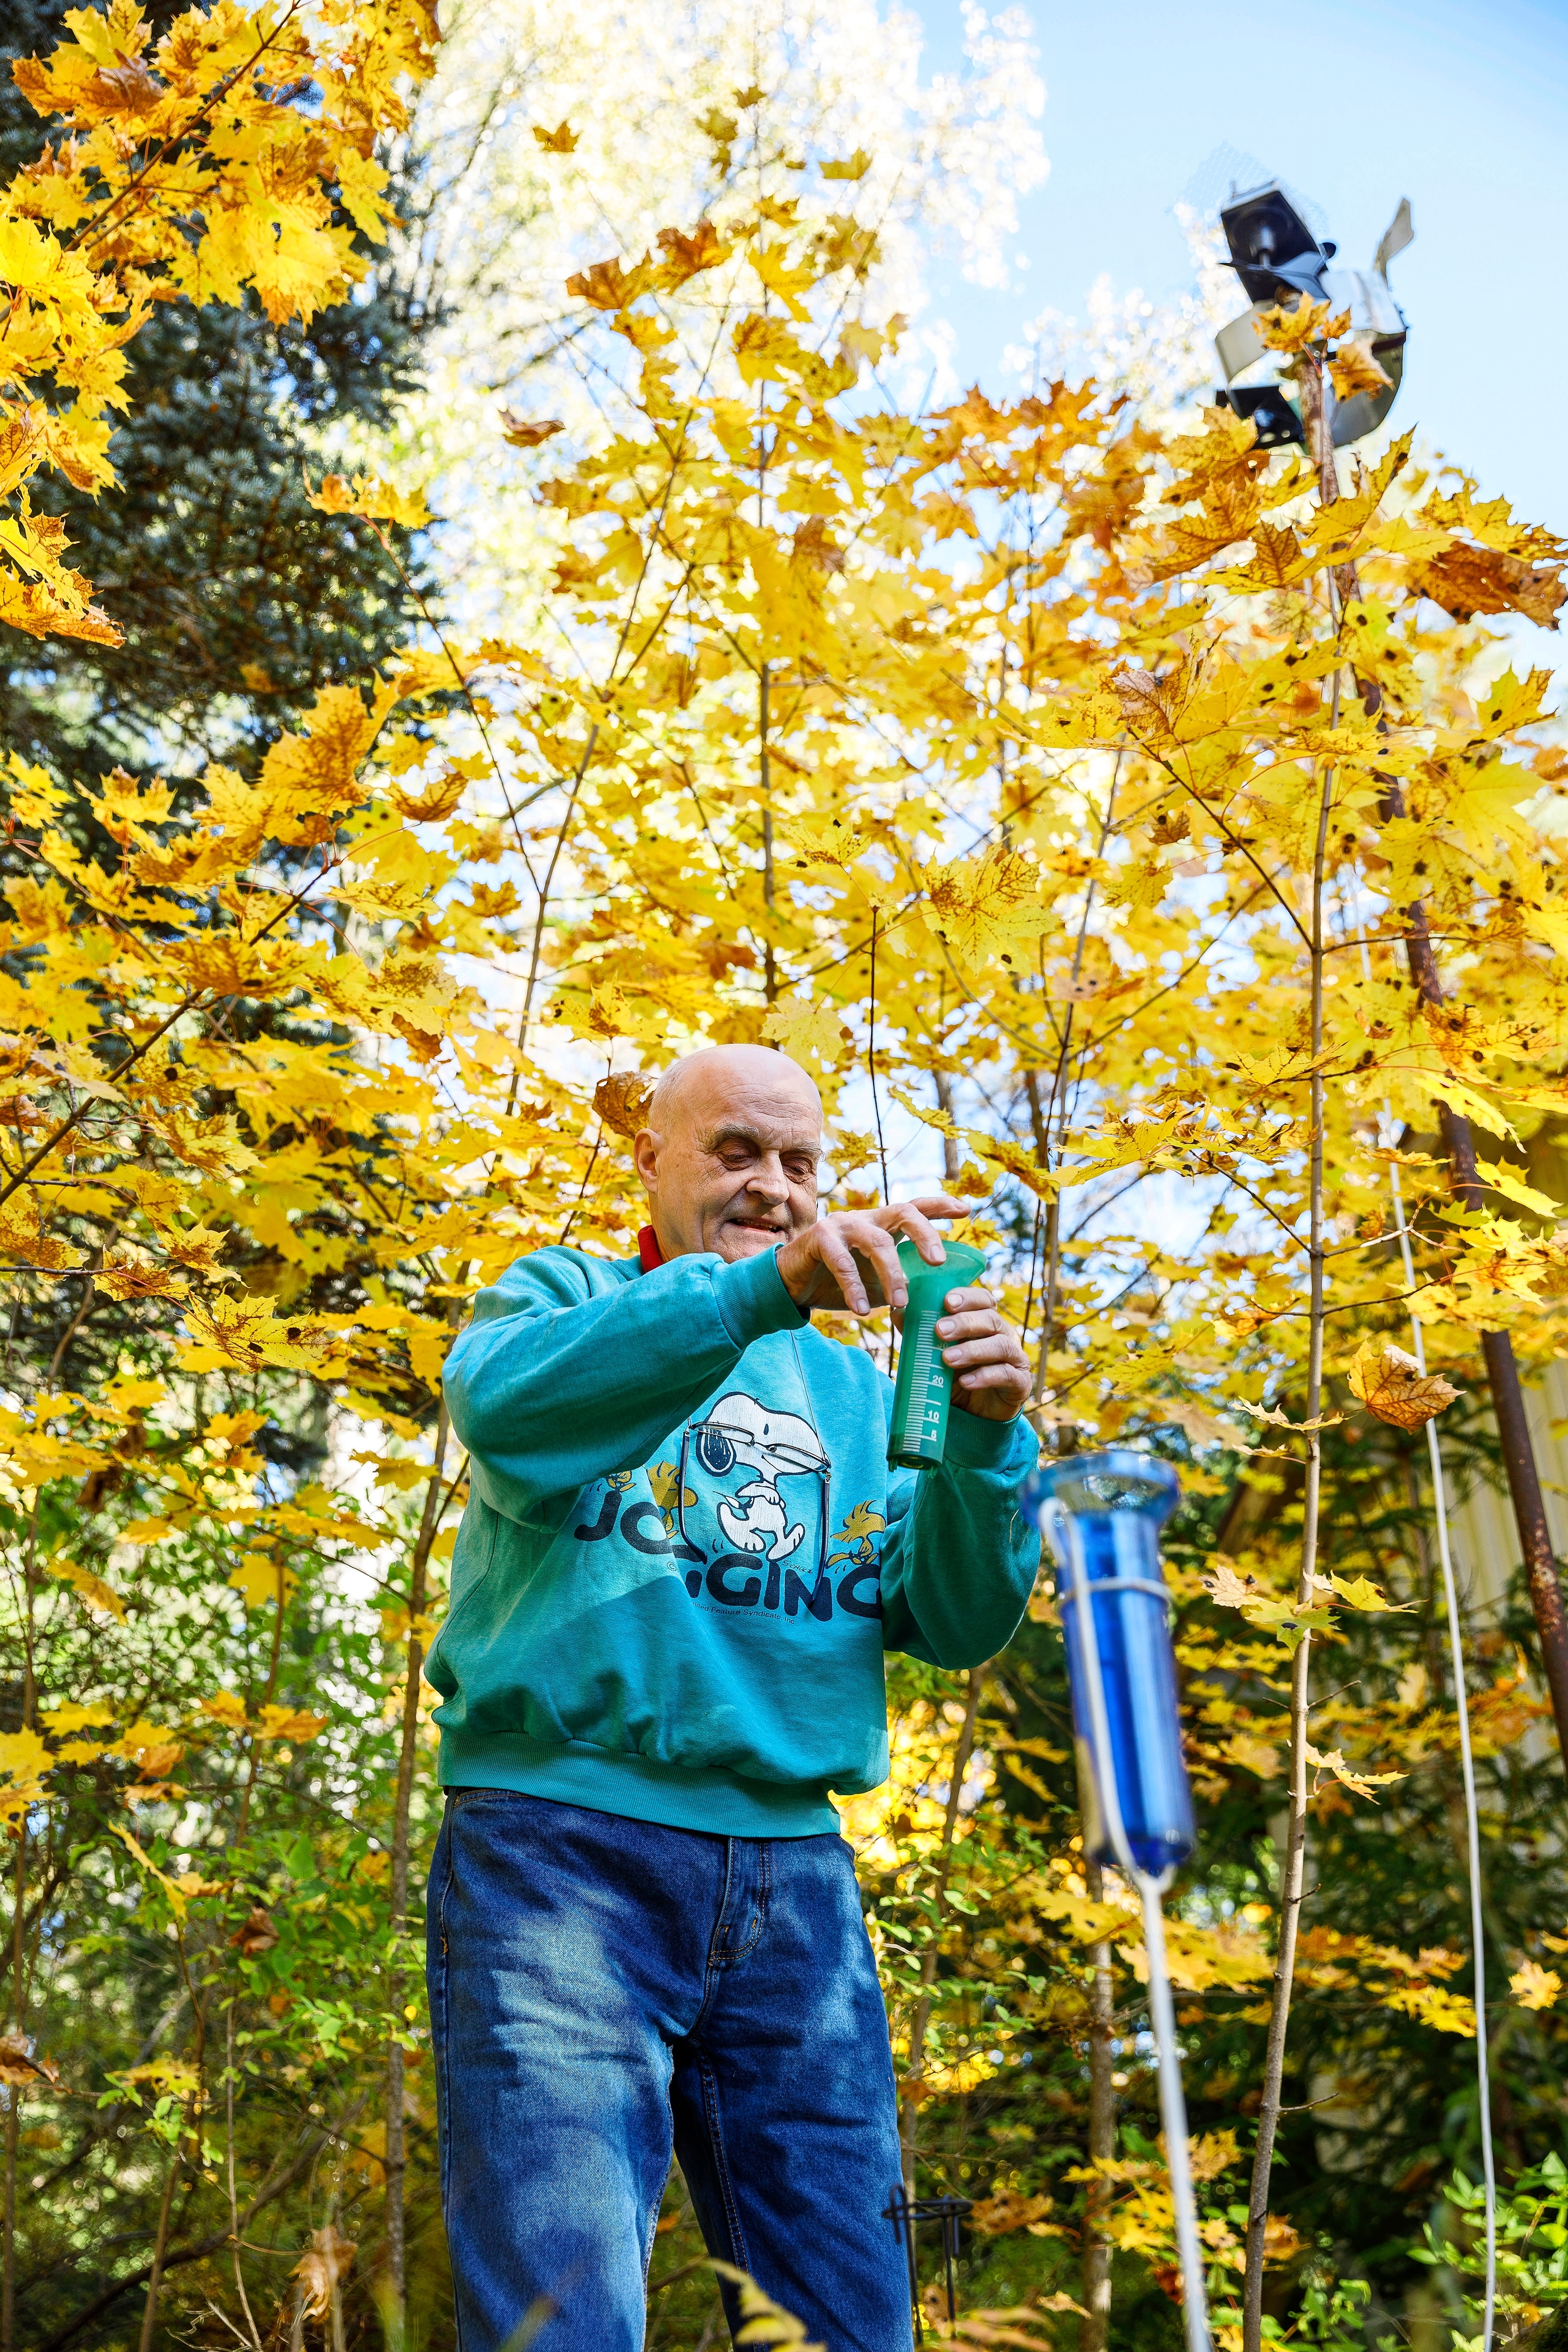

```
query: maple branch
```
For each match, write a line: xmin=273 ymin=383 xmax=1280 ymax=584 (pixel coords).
xmin=363 ymin=518 xmax=542 ymax=896
xmin=0 ymin=841 xmax=346 ymax=1214
xmin=868 ymin=911 xmax=888 ymax=1204
xmin=34 ymin=2094 xmax=369 ymax=2352
xmin=511 ymin=722 xmax=599 ymax=1070
xmin=1037 ymin=746 xmax=1125 ymax=1408
xmin=1243 ymin=354 xmax=1339 ymax=2350
xmin=1144 ymin=741 xmax=1313 ymax=952
xmin=61 ymin=7 xmax=306 ymax=263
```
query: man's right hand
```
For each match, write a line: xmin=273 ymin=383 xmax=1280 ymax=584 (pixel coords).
xmin=773 ymin=1197 xmax=968 ymax=1317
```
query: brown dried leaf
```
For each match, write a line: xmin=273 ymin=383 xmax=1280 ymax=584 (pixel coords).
xmin=231 ymin=1907 xmax=280 ymax=1959
xmin=1346 ymin=1339 xmax=1459 ymax=1431
xmin=0 ymin=2031 xmax=62 ymax=2088
xmin=967 ymin=2186 xmax=1055 ymax=2235
xmin=499 ymin=411 xmax=566 ymax=450
xmin=390 ymin=766 xmax=467 ymax=823
xmin=1410 ymin=544 xmax=1564 ymax=631
xmin=656 ymin=218 xmax=730 ymax=285
xmin=1328 ymin=338 xmax=1393 ymax=402
xmin=292 ymin=2223 xmax=357 ymax=2320
xmin=593 ymin=1071 xmax=654 ymax=1140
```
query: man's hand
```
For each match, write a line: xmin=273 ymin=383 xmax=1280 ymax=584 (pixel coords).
xmin=934 ymin=1285 xmax=1031 ymax=1424
xmin=774 ymin=1196 xmax=964 ymax=1317
xmin=774 ymin=1200 xmax=1031 ymax=1425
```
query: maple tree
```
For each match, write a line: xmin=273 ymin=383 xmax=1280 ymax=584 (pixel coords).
xmin=0 ymin=0 xmax=437 ymax=791
xmin=4 ymin=17 xmax=1568 ymax=2352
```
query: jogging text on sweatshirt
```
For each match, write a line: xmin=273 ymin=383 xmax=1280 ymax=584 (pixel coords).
xmin=428 ymin=1241 xmax=1041 ymax=1836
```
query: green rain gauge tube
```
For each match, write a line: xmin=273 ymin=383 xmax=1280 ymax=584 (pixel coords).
xmin=1019 ymin=1451 xmax=1212 ymax=2352
xmin=887 ymin=1235 xmax=987 ymax=1469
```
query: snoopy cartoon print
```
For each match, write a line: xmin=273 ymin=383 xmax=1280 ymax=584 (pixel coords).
xmin=690 ymin=1392 xmax=829 ymax=1564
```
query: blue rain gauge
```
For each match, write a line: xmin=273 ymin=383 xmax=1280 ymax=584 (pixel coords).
xmin=1020 ymin=1450 xmax=1212 ymax=2352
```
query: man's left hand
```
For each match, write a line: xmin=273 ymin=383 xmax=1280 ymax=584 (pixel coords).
xmin=927 ymin=1285 xmax=1032 ymax=1423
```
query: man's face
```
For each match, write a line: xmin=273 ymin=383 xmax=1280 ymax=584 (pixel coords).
xmin=634 ymin=1048 xmax=823 ymax=1263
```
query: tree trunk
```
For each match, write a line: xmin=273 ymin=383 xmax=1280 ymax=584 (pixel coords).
xmin=1352 ymin=562 xmax=1568 ymax=1779
xmin=900 ymin=1668 xmax=986 ymax=2201
xmin=933 ymin=1070 xmax=962 ymax=1186
xmin=1081 ymin=1860 xmax=1115 ymax=2352
xmin=384 ymin=1398 xmax=453 ymax=2334
xmin=1241 ymin=346 xmax=1335 ymax=2352
xmin=1398 ymin=906 xmax=1568 ymax=1773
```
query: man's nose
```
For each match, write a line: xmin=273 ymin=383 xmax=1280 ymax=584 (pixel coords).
xmin=746 ymin=1155 xmax=791 ymax=1204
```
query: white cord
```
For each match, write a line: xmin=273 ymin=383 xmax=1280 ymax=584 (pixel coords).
xmin=1385 ymin=1147 xmax=1497 ymax=2350
xmin=1351 ymin=897 xmax=1495 ymax=2340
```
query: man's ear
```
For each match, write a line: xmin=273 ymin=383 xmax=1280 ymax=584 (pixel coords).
xmin=633 ymin=1127 xmax=659 ymax=1192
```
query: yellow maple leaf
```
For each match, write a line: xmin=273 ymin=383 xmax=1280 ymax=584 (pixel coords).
xmin=42 ymin=1555 xmax=126 ymax=1620
xmin=1329 ymin=1573 xmax=1407 ymax=1614
xmin=93 ymin=1242 xmax=188 ymax=1302
xmin=41 ymin=1700 xmax=115 ymax=1735
xmin=226 ymin=1554 xmax=298 ymax=1612
xmin=531 ymin=120 xmax=578 ymax=153
xmin=179 ymin=1294 xmax=331 ymax=1375
xmin=1256 ymin=297 xmax=1350 ymax=354
xmin=111 ymin=1822 xmax=192 ymax=1920
xmin=820 ymin=149 xmax=872 ymax=181
xmin=593 ymin=1071 xmax=654 ymax=1140
xmin=1303 ymin=1742 xmax=1406 ymax=1802
xmin=0 ymin=1728 xmax=50 ymax=1823
xmin=306 ymin=470 xmax=430 ymax=530
xmin=1475 ymin=1156 xmax=1559 ymax=1218
xmin=1510 ymin=1959 xmax=1562 ymax=2012
xmin=253 ymin=1705 xmax=327 ymax=1743
xmin=760 ymin=995 xmax=851 ymax=1070
xmin=922 ymin=848 xmax=1048 ymax=968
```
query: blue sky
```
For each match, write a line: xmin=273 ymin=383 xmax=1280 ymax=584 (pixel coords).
xmin=913 ymin=0 xmax=1568 ymax=535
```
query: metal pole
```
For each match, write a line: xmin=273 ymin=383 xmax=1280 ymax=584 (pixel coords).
xmin=1140 ymin=1882 xmax=1211 ymax=2352
xmin=1047 ymin=1504 xmax=1212 ymax=2352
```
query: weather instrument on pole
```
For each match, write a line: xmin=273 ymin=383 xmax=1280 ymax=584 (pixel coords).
xmin=1019 ymin=1450 xmax=1212 ymax=2352
xmin=1211 ymin=181 xmax=1413 ymax=450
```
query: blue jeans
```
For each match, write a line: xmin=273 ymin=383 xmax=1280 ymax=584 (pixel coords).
xmin=427 ymin=1789 xmax=914 ymax=2352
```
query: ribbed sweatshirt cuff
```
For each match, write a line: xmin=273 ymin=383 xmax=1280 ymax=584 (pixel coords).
xmin=942 ymin=1405 xmax=1037 ymax=1472
xmin=711 ymin=1245 xmax=808 ymax=1347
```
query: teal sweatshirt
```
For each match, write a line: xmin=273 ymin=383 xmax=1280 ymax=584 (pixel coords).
xmin=429 ymin=1241 xmax=1041 ymax=1836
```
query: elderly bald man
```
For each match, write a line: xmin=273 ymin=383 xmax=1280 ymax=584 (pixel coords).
xmin=429 ymin=1045 xmax=1039 ymax=2352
